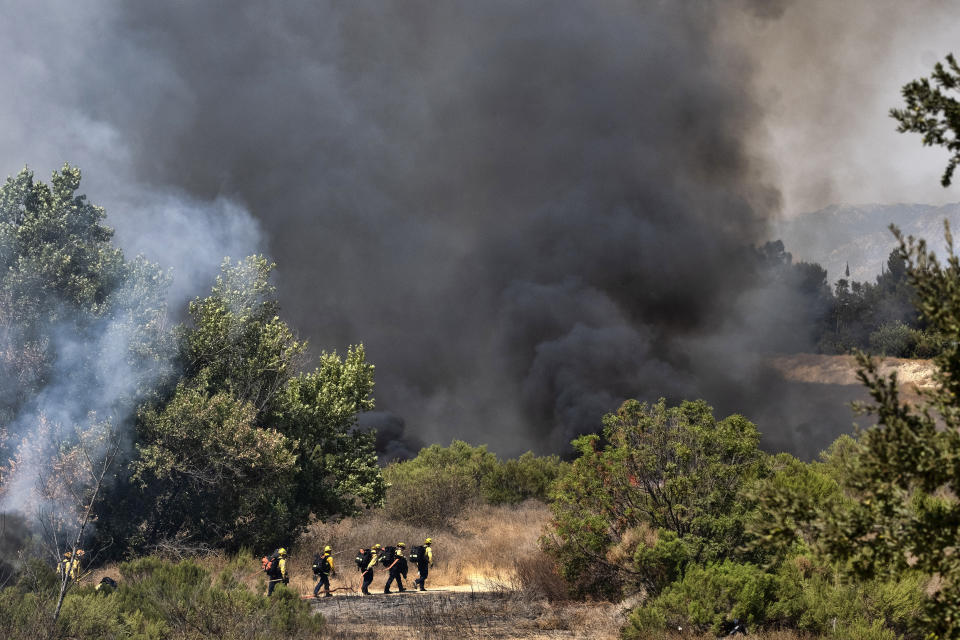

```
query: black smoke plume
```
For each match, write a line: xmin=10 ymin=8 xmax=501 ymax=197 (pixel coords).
xmin=0 ymin=1 xmax=872 ymax=457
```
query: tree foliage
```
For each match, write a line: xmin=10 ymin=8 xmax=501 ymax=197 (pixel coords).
xmin=891 ymin=53 xmax=960 ymax=187
xmin=382 ymin=440 xmax=565 ymax=529
xmin=752 ymin=240 xmax=935 ymax=357
xmin=543 ymin=399 xmax=767 ymax=599
xmin=815 ymin=225 xmax=960 ymax=636
xmin=0 ymin=167 xmax=385 ymax=562
xmin=119 ymin=257 xmax=384 ymax=552
xmin=0 ymin=165 xmax=170 ymax=431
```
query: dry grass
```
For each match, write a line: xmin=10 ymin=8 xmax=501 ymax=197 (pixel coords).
xmin=293 ymin=499 xmax=552 ymax=592
xmin=75 ymin=502 xmax=622 ymax=640
xmin=81 ymin=500 xmax=555 ymax=597
xmin=67 ymin=504 xmax=830 ymax=639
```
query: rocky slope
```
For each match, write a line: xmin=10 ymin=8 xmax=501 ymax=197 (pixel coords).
xmin=773 ymin=203 xmax=960 ymax=282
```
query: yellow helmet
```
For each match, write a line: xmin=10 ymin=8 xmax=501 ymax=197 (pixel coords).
xmin=324 ymin=545 xmax=332 ymax=553
xmin=397 ymin=542 xmax=405 ymax=548
xmin=373 ymin=543 xmax=381 ymax=550
xmin=425 ymin=538 xmax=432 ymax=545
xmin=278 ymin=548 xmax=287 ymax=556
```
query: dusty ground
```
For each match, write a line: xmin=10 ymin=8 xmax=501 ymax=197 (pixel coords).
xmin=767 ymin=353 xmax=936 ymax=394
xmin=307 ymin=587 xmax=624 ymax=639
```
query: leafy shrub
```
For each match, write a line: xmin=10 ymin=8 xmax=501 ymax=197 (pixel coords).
xmin=868 ymin=322 xmax=916 ymax=357
xmin=544 ymin=398 xmax=767 ymax=600
xmin=868 ymin=322 xmax=946 ymax=358
xmin=0 ymin=555 xmax=324 ymax=640
xmin=743 ymin=451 xmax=846 ymax=564
xmin=383 ymin=463 xmax=478 ymax=528
xmin=383 ymin=441 xmax=567 ymax=528
xmin=767 ymin=559 xmax=924 ymax=637
xmin=482 ymin=452 xmax=567 ymax=505
xmin=624 ymin=555 xmax=925 ymax=639
xmin=624 ymin=561 xmax=776 ymax=637
xmin=910 ymin=328 xmax=948 ymax=358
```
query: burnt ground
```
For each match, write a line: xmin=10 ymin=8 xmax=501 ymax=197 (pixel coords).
xmin=307 ymin=586 xmax=623 ymax=639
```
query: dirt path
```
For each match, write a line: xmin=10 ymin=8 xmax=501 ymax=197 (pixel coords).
xmin=305 ymin=585 xmax=622 ymax=639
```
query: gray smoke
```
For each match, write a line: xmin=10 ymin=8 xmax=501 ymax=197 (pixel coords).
xmin=1 ymin=0 xmax=944 ymax=459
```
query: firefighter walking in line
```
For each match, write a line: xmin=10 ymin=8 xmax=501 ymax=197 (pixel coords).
xmin=383 ymin=542 xmax=407 ymax=594
xmin=413 ymin=538 xmax=433 ymax=591
xmin=361 ymin=543 xmax=380 ymax=595
xmin=267 ymin=548 xmax=289 ymax=596
xmin=313 ymin=546 xmax=335 ymax=598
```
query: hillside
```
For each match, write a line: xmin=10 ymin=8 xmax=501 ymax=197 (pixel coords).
xmin=773 ymin=202 xmax=960 ymax=282
xmin=768 ymin=353 xmax=935 ymax=397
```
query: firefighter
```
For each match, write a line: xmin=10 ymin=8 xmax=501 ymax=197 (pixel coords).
xmin=413 ymin=538 xmax=433 ymax=591
xmin=361 ymin=544 xmax=380 ymax=595
xmin=383 ymin=542 xmax=407 ymax=594
xmin=267 ymin=548 xmax=289 ymax=596
xmin=58 ymin=549 xmax=83 ymax=583
xmin=313 ymin=545 xmax=335 ymax=598
xmin=57 ymin=551 xmax=73 ymax=582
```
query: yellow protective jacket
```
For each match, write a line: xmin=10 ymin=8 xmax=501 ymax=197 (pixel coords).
xmin=324 ymin=553 xmax=334 ymax=574
xmin=425 ymin=545 xmax=433 ymax=567
xmin=278 ymin=557 xmax=287 ymax=580
xmin=365 ymin=551 xmax=379 ymax=572
xmin=58 ymin=558 xmax=79 ymax=580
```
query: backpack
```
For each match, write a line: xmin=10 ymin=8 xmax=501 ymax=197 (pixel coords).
xmin=355 ymin=548 xmax=372 ymax=572
xmin=261 ymin=550 xmax=283 ymax=579
xmin=379 ymin=546 xmax=397 ymax=567
xmin=96 ymin=576 xmax=118 ymax=593
xmin=312 ymin=553 xmax=324 ymax=576
xmin=410 ymin=545 xmax=426 ymax=565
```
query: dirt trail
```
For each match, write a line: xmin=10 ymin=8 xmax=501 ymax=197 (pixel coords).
xmin=306 ymin=585 xmax=621 ymax=639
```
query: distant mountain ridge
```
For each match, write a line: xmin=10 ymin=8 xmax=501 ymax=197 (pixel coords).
xmin=773 ymin=203 xmax=960 ymax=284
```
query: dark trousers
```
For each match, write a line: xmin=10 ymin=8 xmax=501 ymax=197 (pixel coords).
xmin=361 ymin=569 xmax=374 ymax=594
xmin=267 ymin=577 xmax=286 ymax=595
xmin=313 ymin=573 xmax=330 ymax=596
xmin=414 ymin=565 xmax=429 ymax=589
xmin=384 ymin=568 xmax=405 ymax=592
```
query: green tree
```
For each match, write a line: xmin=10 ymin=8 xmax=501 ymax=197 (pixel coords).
xmin=543 ymin=399 xmax=767 ymax=599
xmin=0 ymin=165 xmax=170 ymax=429
xmin=891 ymin=53 xmax=960 ymax=187
xmin=120 ymin=257 xmax=384 ymax=551
xmin=743 ymin=445 xmax=851 ymax=567
xmin=819 ymin=226 xmax=960 ymax=636
xmin=0 ymin=166 xmax=170 ymax=584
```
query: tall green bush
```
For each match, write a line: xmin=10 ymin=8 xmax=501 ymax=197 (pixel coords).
xmin=482 ymin=452 xmax=567 ymax=505
xmin=383 ymin=441 xmax=566 ymax=528
xmin=624 ymin=556 xmax=925 ymax=639
xmin=544 ymin=398 xmax=767 ymax=599
xmin=624 ymin=561 xmax=775 ymax=637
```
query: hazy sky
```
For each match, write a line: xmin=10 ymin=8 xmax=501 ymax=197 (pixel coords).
xmin=2 ymin=1 xmax=959 ymax=456
xmin=726 ymin=0 xmax=960 ymax=215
